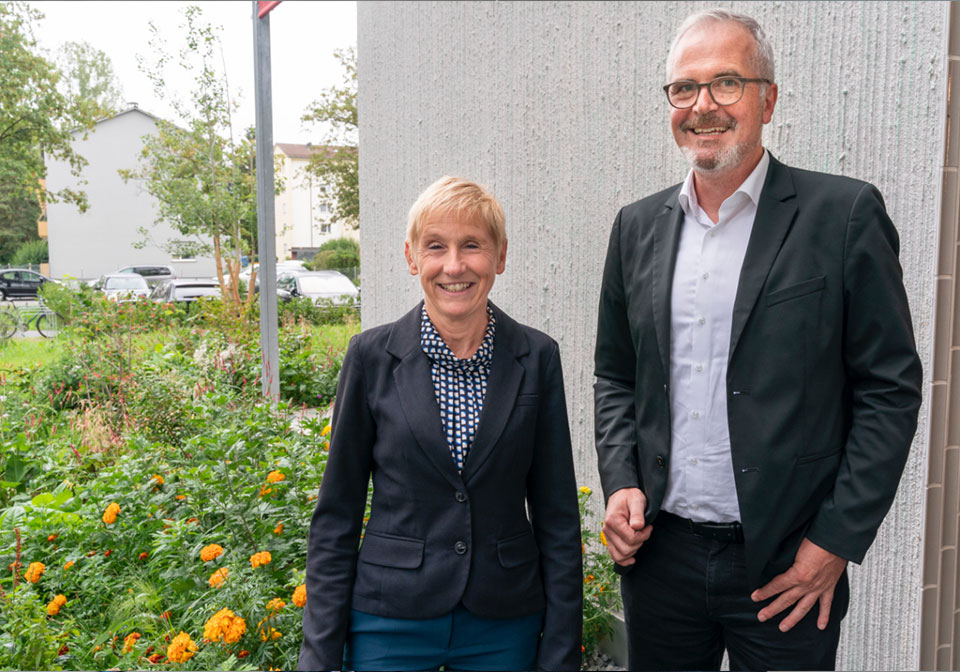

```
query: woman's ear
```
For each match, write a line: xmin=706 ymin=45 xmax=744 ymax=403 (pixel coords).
xmin=496 ymin=239 xmax=508 ymax=275
xmin=404 ymin=240 xmax=419 ymax=275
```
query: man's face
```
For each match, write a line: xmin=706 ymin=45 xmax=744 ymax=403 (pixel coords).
xmin=669 ymin=21 xmax=777 ymax=176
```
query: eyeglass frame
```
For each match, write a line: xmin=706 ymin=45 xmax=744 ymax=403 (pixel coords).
xmin=662 ymin=76 xmax=772 ymax=110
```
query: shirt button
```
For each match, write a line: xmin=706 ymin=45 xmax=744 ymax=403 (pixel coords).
xmin=656 ymin=455 xmax=666 ymax=468
xmin=691 ymin=503 xmax=700 ymax=510
xmin=689 ymin=457 xmax=698 ymax=465
xmin=691 ymin=411 xmax=700 ymax=419
xmin=695 ymin=363 xmax=703 ymax=372
xmin=455 ymin=490 xmax=467 ymax=503
xmin=454 ymin=541 xmax=467 ymax=555
xmin=702 ymin=272 xmax=709 ymax=280
xmin=710 ymin=232 xmax=716 ymax=238
xmin=698 ymin=316 xmax=706 ymax=326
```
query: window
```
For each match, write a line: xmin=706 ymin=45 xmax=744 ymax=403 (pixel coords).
xmin=318 ymin=203 xmax=331 ymax=214
xmin=320 ymin=222 xmax=331 ymax=234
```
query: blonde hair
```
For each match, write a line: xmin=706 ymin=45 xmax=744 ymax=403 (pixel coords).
xmin=406 ymin=176 xmax=506 ymax=250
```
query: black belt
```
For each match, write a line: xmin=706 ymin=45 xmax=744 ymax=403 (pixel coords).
xmin=656 ymin=511 xmax=744 ymax=543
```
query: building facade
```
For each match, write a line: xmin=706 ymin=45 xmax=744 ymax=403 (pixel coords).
xmin=357 ymin=2 xmax=953 ymax=669
xmin=274 ymin=143 xmax=358 ymax=262
xmin=45 ymin=107 xmax=217 ymax=282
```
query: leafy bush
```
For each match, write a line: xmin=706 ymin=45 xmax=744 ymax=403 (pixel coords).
xmin=10 ymin=238 xmax=48 ymax=266
xmin=578 ymin=487 xmax=621 ymax=659
xmin=306 ymin=237 xmax=358 ymax=272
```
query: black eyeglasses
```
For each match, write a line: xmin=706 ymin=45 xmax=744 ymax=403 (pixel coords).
xmin=662 ymin=76 xmax=771 ymax=109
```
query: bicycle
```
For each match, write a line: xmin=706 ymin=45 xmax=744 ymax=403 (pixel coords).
xmin=0 ymin=301 xmax=63 ymax=340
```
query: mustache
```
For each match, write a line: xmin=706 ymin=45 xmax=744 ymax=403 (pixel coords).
xmin=681 ymin=115 xmax=737 ymax=132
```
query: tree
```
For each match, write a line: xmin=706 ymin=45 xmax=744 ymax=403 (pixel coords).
xmin=120 ymin=6 xmax=278 ymax=310
xmin=0 ymin=188 xmax=41 ymax=264
xmin=55 ymin=40 xmax=124 ymax=120
xmin=0 ymin=3 xmax=94 ymax=223
xmin=301 ymin=47 xmax=358 ymax=228
xmin=308 ymin=237 xmax=359 ymax=272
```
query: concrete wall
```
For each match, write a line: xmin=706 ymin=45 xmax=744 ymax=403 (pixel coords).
xmin=358 ymin=2 xmax=948 ymax=668
xmin=46 ymin=109 xmax=217 ymax=281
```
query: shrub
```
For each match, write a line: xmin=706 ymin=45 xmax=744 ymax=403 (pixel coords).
xmin=10 ymin=238 xmax=48 ymax=267
xmin=306 ymin=237 xmax=358 ymax=272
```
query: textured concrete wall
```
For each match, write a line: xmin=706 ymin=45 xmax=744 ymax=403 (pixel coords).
xmin=358 ymin=2 xmax=948 ymax=668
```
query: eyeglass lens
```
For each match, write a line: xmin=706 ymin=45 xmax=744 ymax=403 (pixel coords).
xmin=667 ymin=78 xmax=744 ymax=108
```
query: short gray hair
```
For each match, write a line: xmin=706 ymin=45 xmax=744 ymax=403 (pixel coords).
xmin=666 ymin=8 xmax=775 ymax=83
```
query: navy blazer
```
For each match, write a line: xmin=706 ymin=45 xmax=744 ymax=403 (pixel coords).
xmin=299 ymin=301 xmax=583 ymax=671
xmin=594 ymin=155 xmax=923 ymax=587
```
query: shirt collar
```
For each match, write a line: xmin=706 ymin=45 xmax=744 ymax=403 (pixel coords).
xmin=678 ymin=148 xmax=770 ymax=218
xmin=420 ymin=305 xmax=496 ymax=370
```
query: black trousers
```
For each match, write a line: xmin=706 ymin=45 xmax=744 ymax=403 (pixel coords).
xmin=619 ymin=520 xmax=848 ymax=671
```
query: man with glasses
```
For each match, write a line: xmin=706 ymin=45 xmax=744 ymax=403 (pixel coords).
xmin=594 ymin=8 xmax=921 ymax=670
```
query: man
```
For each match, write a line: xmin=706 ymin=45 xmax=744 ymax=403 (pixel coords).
xmin=594 ymin=8 xmax=922 ymax=671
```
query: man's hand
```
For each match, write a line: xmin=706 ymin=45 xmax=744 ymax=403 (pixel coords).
xmin=751 ymin=537 xmax=848 ymax=632
xmin=602 ymin=488 xmax=652 ymax=565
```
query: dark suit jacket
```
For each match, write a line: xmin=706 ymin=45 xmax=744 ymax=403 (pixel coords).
xmin=594 ymin=154 xmax=922 ymax=588
xmin=299 ymin=301 xmax=583 ymax=671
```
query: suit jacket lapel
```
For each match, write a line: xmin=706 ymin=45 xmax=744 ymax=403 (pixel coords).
xmin=387 ymin=303 xmax=463 ymax=489
xmin=729 ymin=156 xmax=798 ymax=359
xmin=652 ymin=196 xmax=684 ymax=384
xmin=462 ymin=302 xmax=527 ymax=481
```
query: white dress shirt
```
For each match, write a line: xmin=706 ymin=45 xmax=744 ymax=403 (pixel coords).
xmin=662 ymin=150 xmax=770 ymax=523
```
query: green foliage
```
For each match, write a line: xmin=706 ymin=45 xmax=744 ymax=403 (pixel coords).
xmin=54 ymin=41 xmax=124 ymax=120
xmin=0 ymin=187 xmax=41 ymax=264
xmin=578 ymin=487 xmax=622 ymax=659
xmin=10 ymin=238 xmax=48 ymax=266
xmin=307 ymin=237 xmax=359 ymax=271
xmin=0 ymin=583 xmax=68 ymax=671
xmin=302 ymin=48 xmax=358 ymax=228
xmin=0 ymin=2 xmax=94 ymax=217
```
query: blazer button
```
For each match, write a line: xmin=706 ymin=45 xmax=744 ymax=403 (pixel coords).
xmin=454 ymin=541 xmax=467 ymax=555
xmin=656 ymin=455 xmax=666 ymax=468
xmin=455 ymin=490 xmax=467 ymax=503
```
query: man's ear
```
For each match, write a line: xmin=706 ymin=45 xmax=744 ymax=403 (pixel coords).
xmin=762 ymin=82 xmax=778 ymax=124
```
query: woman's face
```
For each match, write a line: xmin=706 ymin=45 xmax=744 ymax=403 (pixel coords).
xmin=404 ymin=212 xmax=506 ymax=329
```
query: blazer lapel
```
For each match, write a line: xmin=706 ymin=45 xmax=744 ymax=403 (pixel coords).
xmin=387 ymin=303 xmax=463 ymax=489
xmin=461 ymin=303 xmax=527 ymax=481
xmin=728 ymin=156 xmax=798 ymax=359
xmin=652 ymin=196 xmax=684 ymax=384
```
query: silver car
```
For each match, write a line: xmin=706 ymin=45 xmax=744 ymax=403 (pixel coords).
xmin=95 ymin=273 xmax=151 ymax=302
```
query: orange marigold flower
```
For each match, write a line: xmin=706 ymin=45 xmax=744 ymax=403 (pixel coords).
xmin=599 ymin=530 xmax=608 ymax=546
xmin=166 ymin=631 xmax=197 ymax=664
xmin=238 ymin=649 xmax=250 ymax=659
xmin=257 ymin=617 xmax=282 ymax=642
xmin=292 ymin=584 xmax=307 ymax=608
xmin=203 ymin=608 xmax=247 ymax=644
xmin=46 ymin=594 xmax=67 ymax=616
xmin=63 ymin=560 xmax=74 ymax=571
xmin=24 ymin=561 xmax=45 ymax=583
xmin=151 ymin=474 xmax=164 ymax=486
xmin=266 ymin=470 xmax=285 ymax=483
xmin=200 ymin=543 xmax=224 ymax=562
xmin=186 ymin=517 xmax=199 ymax=524
xmin=266 ymin=598 xmax=286 ymax=612
xmin=102 ymin=502 xmax=120 ymax=525
xmin=58 ymin=644 xmax=69 ymax=656
xmin=148 ymin=653 xmax=164 ymax=664
xmin=47 ymin=533 xmax=58 ymax=542
xmin=122 ymin=632 xmax=141 ymax=654
xmin=139 ymin=552 xmax=149 ymax=561
xmin=584 ymin=574 xmax=596 ymax=583
xmin=249 ymin=551 xmax=272 ymax=569
xmin=175 ymin=494 xmax=186 ymax=500
xmin=258 ymin=485 xmax=273 ymax=498
xmin=208 ymin=567 xmax=229 ymax=588
xmin=320 ymin=424 xmax=331 ymax=437
xmin=273 ymin=523 xmax=283 ymax=535
xmin=103 ymin=549 xmax=112 ymax=557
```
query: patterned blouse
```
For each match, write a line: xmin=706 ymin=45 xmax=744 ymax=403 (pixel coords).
xmin=420 ymin=305 xmax=496 ymax=472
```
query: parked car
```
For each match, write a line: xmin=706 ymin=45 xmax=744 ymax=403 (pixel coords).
xmin=276 ymin=270 xmax=359 ymax=305
xmin=149 ymin=278 xmax=222 ymax=303
xmin=94 ymin=273 xmax=151 ymax=302
xmin=0 ymin=268 xmax=54 ymax=301
xmin=115 ymin=264 xmax=176 ymax=288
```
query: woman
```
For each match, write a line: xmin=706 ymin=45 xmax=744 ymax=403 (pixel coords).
xmin=298 ymin=176 xmax=582 ymax=671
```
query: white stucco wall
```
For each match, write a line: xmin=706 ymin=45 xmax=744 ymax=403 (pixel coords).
xmin=358 ymin=2 xmax=948 ymax=668
xmin=46 ymin=109 xmax=217 ymax=281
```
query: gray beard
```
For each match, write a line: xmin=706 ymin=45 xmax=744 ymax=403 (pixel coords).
xmin=681 ymin=139 xmax=749 ymax=175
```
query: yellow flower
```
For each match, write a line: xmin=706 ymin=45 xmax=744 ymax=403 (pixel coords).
xmin=599 ymin=530 xmax=608 ymax=546
xmin=166 ymin=631 xmax=197 ymax=664
xmin=208 ymin=567 xmax=229 ymax=588
xmin=46 ymin=594 xmax=67 ymax=616
xmin=266 ymin=598 xmax=286 ymax=613
xmin=320 ymin=424 xmax=331 ymax=437
xmin=24 ymin=561 xmax=45 ymax=583
xmin=250 ymin=551 xmax=272 ymax=569
xmin=579 ymin=486 xmax=592 ymax=495
xmin=273 ymin=523 xmax=283 ymax=535
xmin=257 ymin=617 xmax=282 ymax=642
xmin=200 ymin=543 xmax=224 ymax=562
xmin=266 ymin=470 xmax=285 ymax=483
xmin=122 ymin=632 xmax=141 ymax=654
xmin=102 ymin=502 xmax=121 ymax=525
xmin=63 ymin=560 xmax=74 ymax=571
xmin=151 ymin=474 xmax=164 ymax=486
xmin=584 ymin=574 xmax=596 ymax=583
xmin=292 ymin=584 xmax=307 ymax=608
xmin=203 ymin=608 xmax=247 ymax=644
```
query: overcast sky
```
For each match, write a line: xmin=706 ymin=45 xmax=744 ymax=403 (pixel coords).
xmin=29 ymin=0 xmax=357 ymax=145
